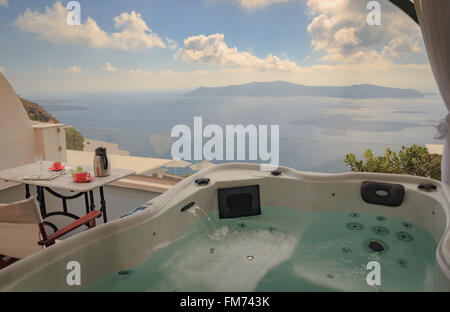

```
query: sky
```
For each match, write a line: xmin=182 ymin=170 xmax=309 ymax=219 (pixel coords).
xmin=0 ymin=0 xmax=439 ymax=96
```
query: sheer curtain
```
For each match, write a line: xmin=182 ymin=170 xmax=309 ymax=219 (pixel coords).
xmin=415 ymin=0 xmax=450 ymax=184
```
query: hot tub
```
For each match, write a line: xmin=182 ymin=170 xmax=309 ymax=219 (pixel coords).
xmin=0 ymin=163 xmax=449 ymax=291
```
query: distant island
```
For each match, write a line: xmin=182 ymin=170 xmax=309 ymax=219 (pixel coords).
xmin=184 ymin=81 xmax=424 ymax=99
xmin=42 ymin=104 xmax=88 ymax=112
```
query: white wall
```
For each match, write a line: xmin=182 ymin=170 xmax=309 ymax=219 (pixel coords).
xmin=33 ymin=122 xmax=67 ymax=163
xmin=0 ymin=73 xmax=68 ymax=190
xmin=0 ymin=73 xmax=36 ymax=172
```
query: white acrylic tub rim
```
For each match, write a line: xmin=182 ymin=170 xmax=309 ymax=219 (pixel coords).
xmin=0 ymin=163 xmax=449 ymax=291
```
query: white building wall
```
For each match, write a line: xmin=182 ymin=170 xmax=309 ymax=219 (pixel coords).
xmin=0 ymin=73 xmax=68 ymax=190
xmin=0 ymin=73 xmax=36 ymax=172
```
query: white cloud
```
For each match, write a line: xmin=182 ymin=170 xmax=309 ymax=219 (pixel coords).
xmin=176 ymin=33 xmax=300 ymax=71
xmin=381 ymin=35 xmax=422 ymax=58
xmin=49 ymin=65 xmax=82 ymax=73
xmin=101 ymin=62 xmax=117 ymax=72
xmin=0 ymin=0 xmax=8 ymax=8
xmin=306 ymin=0 xmax=422 ymax=63
xmin=238 ymin=0 xmax=289 ymax=9
xmin=65 ymin=66 xmax=82 ymax=73
xmin=124 ymin=69 xmax=210 ymax=77
xmin=211 ymin=0 xmax=290 ymax=9
xmin=166 ymin=37 xmax=178 ymax=50
xmin=13 ymin=2 xmax=166 ymax=51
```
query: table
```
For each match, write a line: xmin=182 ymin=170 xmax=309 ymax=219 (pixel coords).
xmin=0 ymin=163 xmax=135 ymax=232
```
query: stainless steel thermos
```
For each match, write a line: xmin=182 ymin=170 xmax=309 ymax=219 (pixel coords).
xmin=93 ymin=147 xmax=111 ymax=177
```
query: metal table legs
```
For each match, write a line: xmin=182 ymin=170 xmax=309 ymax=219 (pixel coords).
xmin=25 ymin=184 xmax=108 ymax=232
xmin=99 ymin=186 xmax=107 ymax=223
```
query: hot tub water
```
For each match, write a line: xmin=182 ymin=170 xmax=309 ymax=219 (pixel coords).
xmin=84 ymin=206 xmax=437 ymax=292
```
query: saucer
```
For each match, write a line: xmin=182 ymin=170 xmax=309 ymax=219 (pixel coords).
xmin=49 ymin=166 xmax=65 ymax=171
xmin=73 ymin=176 xmax=94 ymax=183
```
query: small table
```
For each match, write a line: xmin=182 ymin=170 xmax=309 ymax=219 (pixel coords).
xmin=0 ymin=163 xmax=135 ymax=232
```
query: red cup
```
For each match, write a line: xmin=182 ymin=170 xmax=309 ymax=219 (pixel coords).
xmin=53 ymin=162 xmax=62 ymax=170
xmin=74 ymin=172 xmax=91 ymax=181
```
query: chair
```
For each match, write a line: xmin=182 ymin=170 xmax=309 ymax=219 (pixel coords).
xmin=0 ymin=196 xmax=101 ymax=269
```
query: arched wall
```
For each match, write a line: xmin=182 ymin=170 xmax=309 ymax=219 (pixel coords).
xmin=0 ymin=73 xmax=36 ymax=172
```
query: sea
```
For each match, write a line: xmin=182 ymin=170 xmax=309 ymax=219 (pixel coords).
xmin=35 ymin=92 xmax=446 ymax=175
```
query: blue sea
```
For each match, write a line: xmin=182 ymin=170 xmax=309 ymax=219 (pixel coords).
xmin=36 ymin=92 xmax=446 ymax=174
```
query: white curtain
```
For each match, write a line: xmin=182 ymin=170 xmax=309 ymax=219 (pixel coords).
xmin=415 ymin=0 xmax=450 ymax=184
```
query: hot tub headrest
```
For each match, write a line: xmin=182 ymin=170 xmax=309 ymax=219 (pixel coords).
xmin=361 ymin=181 xmax=405 ymax=207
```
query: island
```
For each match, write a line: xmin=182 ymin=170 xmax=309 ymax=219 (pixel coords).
xmin=184 ymin=81 xmax=424 ymax=99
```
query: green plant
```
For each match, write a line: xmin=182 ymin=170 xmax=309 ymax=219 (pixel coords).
xmin=65 ymin=127 xmax=84 ymax=151
xmin=344 ymin=144 xmax=441 ymax=180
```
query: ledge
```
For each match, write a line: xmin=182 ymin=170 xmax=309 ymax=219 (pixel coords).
xmin=111 ymin=174 xmax=180 ymax=193
xmin=31 ymin=122 xmax=65 ymax=129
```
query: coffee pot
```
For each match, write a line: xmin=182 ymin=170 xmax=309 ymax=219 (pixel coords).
xmin=93 ymin=147 xmax=111 ymax=177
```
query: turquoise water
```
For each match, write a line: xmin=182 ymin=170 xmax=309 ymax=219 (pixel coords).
xmin=84 ymin=207 xmax=437 ymax=292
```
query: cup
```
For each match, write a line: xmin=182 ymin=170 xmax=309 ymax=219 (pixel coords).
xmin=74 ymin=171 xmax=91 ymax=181
xmin=52 ymin=162 xmax=62 ymax=170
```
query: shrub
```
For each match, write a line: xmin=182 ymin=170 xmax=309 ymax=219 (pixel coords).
xmin=344 ymin=144 xmax=441 ymax=180
xmin=65 ymin=127 xmax=84 ymax=151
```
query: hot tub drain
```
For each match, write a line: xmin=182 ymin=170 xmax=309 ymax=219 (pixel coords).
xmin=368 ymin=240 xmax=385 ymax=252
